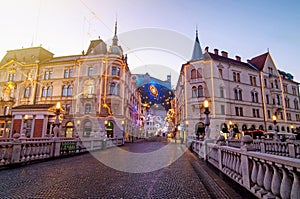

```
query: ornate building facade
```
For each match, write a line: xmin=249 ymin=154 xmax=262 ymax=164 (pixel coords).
xmin=0 ymin=22 xmax=141 ymax=139
xmin=175 ymin=30 xmax=300 ymax=141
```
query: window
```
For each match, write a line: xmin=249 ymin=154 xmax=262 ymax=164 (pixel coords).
xmin=266 ymin=94 xmax=269 ymax=104
xmin=292 ymin=87 xmax=297 ymax=95
xmin=250 ymin=76 xmax=256 ymax=86
xmin=47 ymin=87 xmax=52 ymax=97
xmin=233 ymin=72 xmax=236 ymax=82
xmin=286 ymin=113 xmax=292 ymax=121
xmin=267 ymin=110 xmax=271 ymax=119
xmin=110 ymin=83 xmax=116 ymax=95
xmin=286 ymin=97 xmax=290 ymax=108
xmin=65 ymin=104 xmax=71 ymax=115
xmin=197 ymin=69 xmax=202 ymax=78
xmin=296 ymin=114 xmax=300 ymax=122
xmin=220 ymin=87 xmax=224 ymax=98
xmin=235 ymin=107 xmax=243 ymax=116
xmin=44 ymin=71 xmax=52 ymax=80
xmin=83 ymin=121 xmax=92 ymax=136
xmin=192 ymin=86 xmax=197 ymax=98
xmin=64 ymin=69 xmax=69 ymax=78
xmin=62 ymin=85 xmax=67 ymax=96
xmin=198 ymin=85 xmax=203 ymax=97
xmin=42 ymin=87 xmax=47 ymax=97
xmin=24 ymin=87 xmax=30 ymax=98
xmin=275 ymin=79 xmax=279 ymax=89
xmin=4 ymin=106 xmax=9 ymax=115
xmin=85 ymin=104 xmax=92 ymax=114
xmin=112 ymin=67 xmax=121 ymax=76
xmin=294 ymin=99 xmax=299 ymax=110
xmin=191 ymin=69 xmax=196 ymax=79
xmin=234 ymin=88 xmax=243 ymax=101
xmin=277 ymin=95 xmax=281 ymax=105
xmin=218 ymin=69 xmax=223 ymax=78
xmin=237 ymin=73 xmax=241 ymax=82
xmin=283 ymin=85 xmax=288 ymax=93
xmin=8 ymin=73 xmax=16 ymax=81
xmin=264 ymin=79 xmax=267 ymax=88
xmin=88 ymin=67 xmax=94 ymax=76
xmin=67 ymin=86 xmax=73 ymax=96
xmin=220 ymin=105 xmax=225 ymax=115
xmin=87 ymin=82 xmax=94 ymax=95
xmin=252 ymin=109 xmax=260 ymax=118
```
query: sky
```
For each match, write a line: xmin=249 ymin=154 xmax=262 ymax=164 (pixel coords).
xmin=0 ymin=0 xmax=300 ymax=84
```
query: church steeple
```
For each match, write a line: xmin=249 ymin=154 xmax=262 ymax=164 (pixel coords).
xmin=112 ymin=20 xmax=118 ymax=46
xmin=190 ymin=29 xmax=204 ymax=61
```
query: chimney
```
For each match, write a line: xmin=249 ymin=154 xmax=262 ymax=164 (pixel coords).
xmin=214 ymin=49 xmax=219 ymax=55
xmin=221 ymin=51 xmax=228 ymax=57
xmin=205 ymin=46 xmax=209 ymax=53
xmin=235 ymin=55 xmax=241 ymax=61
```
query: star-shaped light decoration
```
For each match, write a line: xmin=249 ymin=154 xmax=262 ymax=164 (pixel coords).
xmin=149 ymin=84 xmax=158 ymax=98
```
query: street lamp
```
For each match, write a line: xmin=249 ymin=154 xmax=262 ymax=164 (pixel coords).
xmin=272 ymin=114 xmax=279 ymax=141
xmin=203 ymin=100 xmax=211 ymax=140
xmin=53 ymin=102 xmax=62 ymax=137
xmin=291 ymin=124 xmax=294 ymax=133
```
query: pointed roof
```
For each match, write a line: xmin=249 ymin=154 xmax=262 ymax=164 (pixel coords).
xmin=190 ymin=30 xmax=204 ymax=61
xmin=247 ymin=52 xmax=269 ymax=71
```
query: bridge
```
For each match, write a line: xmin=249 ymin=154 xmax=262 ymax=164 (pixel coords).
xmin=0 ymin=135 xmax=299 ymax=198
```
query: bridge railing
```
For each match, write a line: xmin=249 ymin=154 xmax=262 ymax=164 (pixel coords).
xmin=192 ymin=137 xmax=300 ymax=199
xmin=0 ymin=134 xmax=124 ymax=167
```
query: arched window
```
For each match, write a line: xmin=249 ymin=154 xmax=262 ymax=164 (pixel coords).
xmin=197 ymin=68 xmax=202 ymax=78
xmin=191 ymin=69 xmax=196 ymax=79
xmin=67 ymin=86 xmax=73 ymax=96
xmin=42 ymin=87 xmax=47 ymax=97
xmin=281 ymin=126 xmax=285 ymax=132
xmin=88 ymin=67 xmax=94 ymax=76
xmin=268 ymin=125 xmax=273 ymax=130
xmin=65 ymin=121 xmax=73 ymax=138
xmin=192 ymin=86 xmax=197 ymax=98
xmin=83 ymin=121 xmax=92 ymax=137
xmin=233 ymin=72 xmax=236 ymax=82
xmin=62 ymin=85 xmax=67 ymax=96
xmin=47 ymin=87 xmax=52 ymax=96
xmin=110 ymin=83 xmax=116 ymax=95
xmin=198 ymin=85 xmax=203 ymax=97
xmin=85 ymin=104 xmax=91 ymax=114
xmin=84 ymin=81 xmax=94 ymax=96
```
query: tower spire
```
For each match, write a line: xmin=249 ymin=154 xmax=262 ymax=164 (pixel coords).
xmin=190 ymin=28 xmax=204 ymax=61
xmin=112 ymin=19 xmax=118 ymax=45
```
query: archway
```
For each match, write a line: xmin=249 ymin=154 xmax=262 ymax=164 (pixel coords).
xmin=65 ymin=121 xmax=74 ymax=138
xmin=106 ymin=121 xmax=114 ymax=138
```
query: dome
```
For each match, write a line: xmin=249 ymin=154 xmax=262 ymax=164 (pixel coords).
xmin=109 ymin=45 xmax=123 ymax=56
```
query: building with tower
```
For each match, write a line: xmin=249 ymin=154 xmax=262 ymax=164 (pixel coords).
xmin=175 ymin=30 xmax=300 ymax=142
xmin=0 ymin=22 xmax=141 ymax=140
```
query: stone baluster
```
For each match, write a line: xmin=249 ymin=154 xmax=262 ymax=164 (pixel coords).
xmin=263 ymin=162 xmax=274 ymax=198
xmin=271 ymin=164 xmax=281 ymax=197
xmin=288 ymin=143 xmax=296 ymax=158
xmin=251 ymin=158 xmax=260 ymax=192
xmin=291 ymin=169 xmax=300 ymax=199
xmin=280 ymin=167 xmax=292 ymax=199
xmin=257 ymin=161 xmax=266 ymax=196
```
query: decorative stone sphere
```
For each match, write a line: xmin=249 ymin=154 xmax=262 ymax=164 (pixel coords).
xmin=218 ymin=135 xmax=225 ymax=142
xmin=241 ymin=135 xmax=253 ymax=144
xmin=13 ymin=133 xmax=21 ymax=139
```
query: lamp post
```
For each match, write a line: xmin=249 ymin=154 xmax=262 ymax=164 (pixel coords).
xmin=53 ymin=102 xmax=61 ymax=137
xmin=203 ymin=100 xmax=211 ymax=140
xmin=272 ymin=114 xmax=279 ymax=141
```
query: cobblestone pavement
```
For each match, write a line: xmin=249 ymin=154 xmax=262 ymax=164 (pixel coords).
xmin=0 ymin=138 xmax=256 ymax=198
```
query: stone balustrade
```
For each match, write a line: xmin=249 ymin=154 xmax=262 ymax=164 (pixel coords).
xmin=192 ymin=137 xmax=300 ymax=199
xmin=226 ymin=139 xmax=300 ymax=158
xmin=0 ymin=135 xmax=124 ymax=167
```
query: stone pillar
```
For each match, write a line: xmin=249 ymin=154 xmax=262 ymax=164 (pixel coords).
xmin=52 ymin=137 xmax=61 ymax=157
xmin=11 ymin=133 xmax=22 ymax=163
